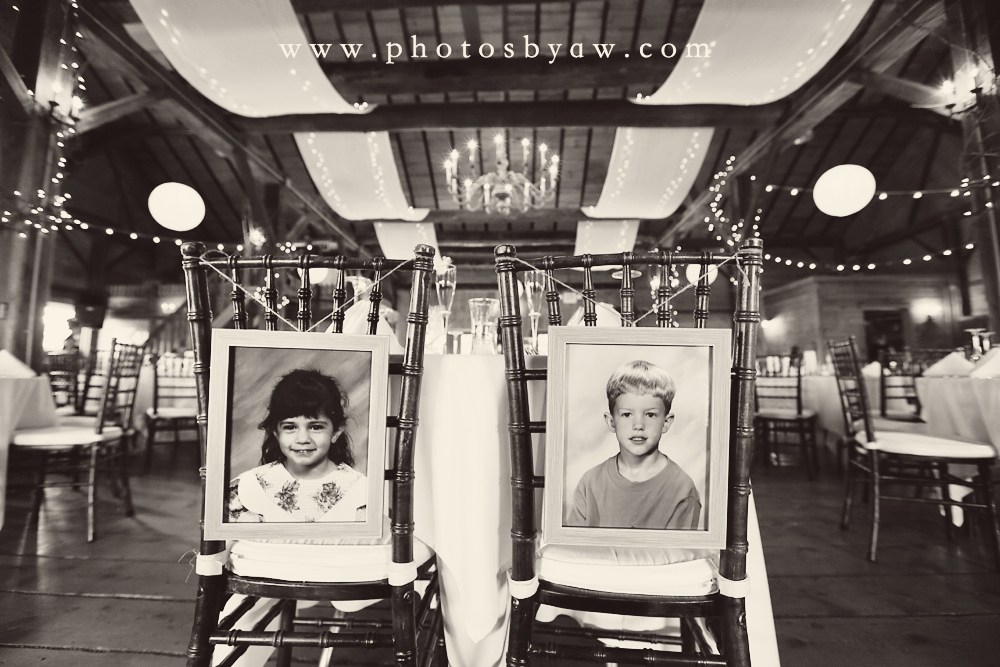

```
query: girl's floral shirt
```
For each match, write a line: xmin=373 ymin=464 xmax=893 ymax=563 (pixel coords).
xmin=227 ymin=461 xmax=367 ymax=523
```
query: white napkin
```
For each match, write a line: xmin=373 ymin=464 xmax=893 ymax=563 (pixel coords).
xmin=923 ymin=351 xmax=974 ymax=377
xmin=0 ymin=349 xmax=36 ymax=378
xmin=861 ymin=361 xmax=881 ymax=377
xmin=970 ymin=347 xmax=1000 ymax=377
xmin=326 ymin=301 xmax=405 ymax=354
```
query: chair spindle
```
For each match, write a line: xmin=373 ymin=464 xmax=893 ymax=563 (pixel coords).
xmin=297 ymin=255 xmax=312 ymax=331
xmin=619 ymin=252 xmax=635 ymax=327
xmin=331 ymin=258 xmax=346 ymax=334
xmin=581 ymin=255 xmax=596 ymax=327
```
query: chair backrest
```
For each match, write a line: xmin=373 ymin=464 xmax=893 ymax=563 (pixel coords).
xmin=43 ymin=352 xmax=80 ymax=408
xmin=93 ymin=340 xmax=145 ymax=433
xmin=150 ymin=351 xmax=198 ymax=410
xmin=495 ymin=239 xmax=763 ymax=590
xmin=877 ymin=349 xmax=919 ymax=417
xmin=181 ymin=242 xmax=434 ymax=563
xmin=754 ymin=351 xmax=804 ymax=414
xmin=828 ymin=337 xmax=875 ymax=442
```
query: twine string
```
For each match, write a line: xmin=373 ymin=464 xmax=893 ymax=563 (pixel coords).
xmin=513 ymin=253 xmax=743 ymax=326
xmin=197 ymin=251 xmax=411 ymax=333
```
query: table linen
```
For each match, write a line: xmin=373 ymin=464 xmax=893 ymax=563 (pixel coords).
xmin=0 ymin=376 xmax=59 ymax=530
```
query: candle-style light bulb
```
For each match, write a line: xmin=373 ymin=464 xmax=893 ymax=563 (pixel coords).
xmin=520 ymin=137 xmax=530 ymax=170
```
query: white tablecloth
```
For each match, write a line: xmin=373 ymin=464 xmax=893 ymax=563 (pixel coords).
xmin=915 ymin=377 xmax=1000 ymax=446
xmin=414 ymin=355 xmax=780 ymax=667
xmin=0 ymin=376 xmax=59 ymax=530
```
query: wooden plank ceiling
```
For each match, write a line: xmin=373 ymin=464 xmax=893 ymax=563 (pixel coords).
xmin=1 ymin=0 xmax=974 ymax=279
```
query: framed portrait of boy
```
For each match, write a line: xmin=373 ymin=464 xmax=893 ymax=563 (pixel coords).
xmin=204 ymin=330 xmax=389 ymax=540
xmin=544 ymin=327 xmax=732 ymax=549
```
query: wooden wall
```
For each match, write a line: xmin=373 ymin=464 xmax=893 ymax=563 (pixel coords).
xmin=761 ymin=274 xmax=963 ymax=361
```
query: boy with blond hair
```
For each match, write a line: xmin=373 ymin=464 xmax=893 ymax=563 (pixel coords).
xmin=567 ymin=359 xmax=701 ymax=529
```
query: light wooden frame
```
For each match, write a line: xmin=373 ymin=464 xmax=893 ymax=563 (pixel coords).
xmin=204 ymin=330 xmax=389 ymax=540
xmin=544 ymin=326 xmax=732 ymax=549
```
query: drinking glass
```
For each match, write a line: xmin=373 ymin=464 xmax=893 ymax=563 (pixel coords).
xmin=435 ymin=264 xmax=457 ymax=346
xmin=468 ymin=297 xmax=500 ymax=355
xmin=966 ymin=327 xmax=986 ymax=361
xmin=522 ymin=271 xmax=545 ymax=354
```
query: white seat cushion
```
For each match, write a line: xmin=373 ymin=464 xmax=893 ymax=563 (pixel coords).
xmin=54 ymin=405 xmax=78 ymax=417
xmin=855 ymin=430 xmax=997 ymax=459
xmin=537 ymin=544 xmax=719 ymax=597
xmin=12 ymin=424 xmax=124 ymax=447
xmin=228 ymin=535 xmax=434 ymax=584
xmin=755 ymin=408 xmax=817 ymax=420
xmin=146 ymin=406 xmax=198 ymax=419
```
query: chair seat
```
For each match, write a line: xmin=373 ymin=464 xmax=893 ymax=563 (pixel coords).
xmin=54 ymin=405 xmax=80 ymax=417
xmin=228 ymin=535 xmax=434 ymax=584
xmin=879 ymin=408 xmax=922 ymax=422
xmin=855 ymin=430 xmax=997 ymax=459
xmin=536 ymin=544 xmax=719 ymax=597
xmin=12 ymin=424 xmax=124 ymax=447
xmin=755 ymin=408 xmax=817 ymax=421
xmin=146 ymin=406 xmax=198 ymax=420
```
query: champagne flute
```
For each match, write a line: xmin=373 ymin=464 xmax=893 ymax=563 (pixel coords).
xmin=966 ymin=327 xmax=986 ymax=361
xmin=435 ymin=264 xmax=457 ymax=349
xmin=523 ymin=270 xmax=545 ymax=354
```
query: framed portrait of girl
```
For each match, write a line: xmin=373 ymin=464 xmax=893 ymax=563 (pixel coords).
xmin=204 ymin=330 xmax=389 ymax=540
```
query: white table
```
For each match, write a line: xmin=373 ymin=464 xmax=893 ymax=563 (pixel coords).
xmin=915 ymin=377 xmax=1000 ymax=446
xmin=0 ymin=375 xmax=59 ymax=530
xmin=413 ymin=355 xmax=780 ymax=667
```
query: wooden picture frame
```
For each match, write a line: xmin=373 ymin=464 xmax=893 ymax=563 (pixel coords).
xmin=544 ymin=327 xmax=732 ymax=549
xmin=204 ymin=330 xmax=389 ymax=540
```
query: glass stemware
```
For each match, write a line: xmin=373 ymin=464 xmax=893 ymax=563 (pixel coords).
xmin=966 ymin=327 xmax=986 ymax=361
xmin=435 ymin=264 xmax=457 ymax=348
xmin=522 ymin=270 xmax=545 ymax=354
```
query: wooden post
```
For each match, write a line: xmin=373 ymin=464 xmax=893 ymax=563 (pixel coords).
xmin=947 ymin=0 xmax=1000 ymax=330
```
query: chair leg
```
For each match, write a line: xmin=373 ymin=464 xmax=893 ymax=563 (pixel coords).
xmin=868 ymin=451 xmax=881 ymax=563
xmin=274 ymin=600 xmax=296 ymax=667
xmin=115 ymin=438 xmax=135 ymax=517
xmin=977 ymin=464 xmax=1000 ymax=573
xmin=840 ymin=446 xmax=856 ymax=530
xmin=29 ymin=451 xmax=49 ymax=523
xmin=87 ymin=445 xmax=99 ymax=543
xmin=186 ymin=572 xmax=228 ymax=667
xmin=938 ymin=462 xmax=954 ymax=542
xmin=718 ymin=595 xmax=751 ymax=667
xmin=144 ymin=418 xmax=157 ymax=474
xmin=506 ymin=595 xmax=535 ymax=667
xmin=392 ymin=583 xmax=418 ymax=667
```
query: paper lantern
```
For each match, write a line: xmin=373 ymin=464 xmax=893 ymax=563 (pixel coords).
xmin=296 ymin=267 xmax=331 ymax=285
xmin=147 ymin=183 xmax=205 ymax=232
xmin=812 ymin=165 xmax=876 ymax=217
xmin=685 ymin=263 xmax=718 ymax=285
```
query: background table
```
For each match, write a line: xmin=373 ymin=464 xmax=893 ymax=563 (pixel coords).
xmin=0 ymin=376 xmax=59 ymax=530
xmin=413 ymin=355 xmax=780 ymax=667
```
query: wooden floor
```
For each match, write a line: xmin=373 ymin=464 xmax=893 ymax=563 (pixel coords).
xmin=1 ymin=445 xmax=999 ymax=666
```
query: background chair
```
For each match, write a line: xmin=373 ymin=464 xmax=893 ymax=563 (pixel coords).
xmin=9 ymin=339 xmax=143 ymax=542
xmin=496 ymin=240 xmax=763 ymax=666
xmin=41 ymin=351 xmax=81 ymax=409
xmin=143 ymin=351 xmax=199 ymax=473
xmin=877 ymin=350 xmax=923 ymax=422
xmin=180 ymin=242 xmax=441 ymax=667
xmin=830 ymin=336 xmax=1000 ymax=571
xmin=754 ymin=351 xmax=820 ymax=479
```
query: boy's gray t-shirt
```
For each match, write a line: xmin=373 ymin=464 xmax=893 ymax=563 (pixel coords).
xmin=567 ymin=455 xmax=701 ymax=529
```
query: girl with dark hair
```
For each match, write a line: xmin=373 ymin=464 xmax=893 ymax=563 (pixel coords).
xmin=226 ymin=368 xmax=368 ymax=523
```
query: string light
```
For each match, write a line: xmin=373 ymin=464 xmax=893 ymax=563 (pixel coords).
xmin=759 ymin=243 xmax=977 ymax=273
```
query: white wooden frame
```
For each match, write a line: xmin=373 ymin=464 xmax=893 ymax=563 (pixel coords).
xmin=204 ymin=330 xmax=389 ymax=540
xmin=544 ymin=326 xmax=732 ymax=549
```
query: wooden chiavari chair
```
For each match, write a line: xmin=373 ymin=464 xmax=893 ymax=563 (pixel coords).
xmin=754 ymin=351 xmax=820 ymax=479
xmin=830 ymin=336 xmax=1000 ymax=571
xmin=180 ymin=242 xmax=442 ymax=667
xmin=10 ymin=339 xmax=142 ymax=542
xmin=143 ymin=351 xmax=199 ymax=472
xmin=496 ymin=239 xmax=763 ymax=666
xmin=41 ymin=351 xmax=81 ymax=409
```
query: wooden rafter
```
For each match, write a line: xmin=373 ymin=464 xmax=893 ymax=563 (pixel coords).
xmin=0 ymin=43 xmax=35 ymax=118
xmin=236 ymin=100 xmax=784 ymax=134
xmin=74 ymin=89 xmax=169 ymax=134
xmin=658 ymin=0 xmax=948 ymax=247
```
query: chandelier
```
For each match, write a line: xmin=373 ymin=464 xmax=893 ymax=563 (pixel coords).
xmin=442 ymin=133 xmax=559 ymax=214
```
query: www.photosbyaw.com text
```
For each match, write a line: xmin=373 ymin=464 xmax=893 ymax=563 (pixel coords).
xmin=279 ymin=36 xmax=711 ymax=65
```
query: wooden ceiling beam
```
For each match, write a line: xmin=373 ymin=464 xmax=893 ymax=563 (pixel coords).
xmin=658 ymin=0 xmax=948 ymax=247
xmin=236 ymin=100 xmax=784 ymax=134
xmin=856 ymin=209 xmax=970 ymax=257
xmin=848 ymin=69 xmax=952 ymax=117
xmin=0 ymin=43 xmax=35 ymax=119
xmin=74 ymin=89 xmax=169 ymax=134
xmin=75 ymin=1 xmax=367 ymax=255
xmin=322 ymin=55 xmax=679 ymax=97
